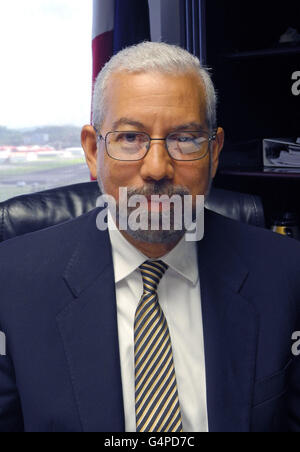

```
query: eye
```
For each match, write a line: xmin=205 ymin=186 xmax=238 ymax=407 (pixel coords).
xmin=115 ymin=132 xmax=148 ymax=144
xmin=126 ymin=133 xmax=140 ymax=142
xmin=169 ymin=133 xmax=199 ymax=143
xmin=177 ymin=136 xmax=194 ymax=143
xmin=115 ymin=132 xmax=138 ymax=142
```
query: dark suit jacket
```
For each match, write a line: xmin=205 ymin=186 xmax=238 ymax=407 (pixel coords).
xmin=0 ymin=208 xmax=300 ymax=432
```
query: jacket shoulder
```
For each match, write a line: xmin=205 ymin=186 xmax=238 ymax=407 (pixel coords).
xmin=0 ymin=208 xmax=103 ymax=281
xmin=206 ymin=210 xmax=300 ymax=295
xmin=206 ymin=209 xmax=300 ymax=255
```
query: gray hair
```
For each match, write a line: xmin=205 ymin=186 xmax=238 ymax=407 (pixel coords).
xmin=92 ymin=41 xmax=217 ymax=132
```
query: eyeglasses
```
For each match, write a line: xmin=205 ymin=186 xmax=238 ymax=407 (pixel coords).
xmin=96 ymin=130 xmax=217 ymax=162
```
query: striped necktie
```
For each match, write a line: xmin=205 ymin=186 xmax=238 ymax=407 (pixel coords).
xmin=134 ymin=260 xmax=183 ymax=432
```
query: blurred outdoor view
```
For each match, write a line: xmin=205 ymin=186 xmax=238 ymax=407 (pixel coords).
xmin=0 ymin=1 xmax=92 ymax=202
xmin=0 ymin=126 xmax=89 ymax=202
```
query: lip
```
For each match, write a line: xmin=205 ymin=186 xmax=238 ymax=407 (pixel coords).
xmin=147 ymin=198 xmax=161 ymax=203
xmin=147 ymin=199 xmax=161 ymax=204
xmin=146 ymin=194 xmax=170 ymax=201
xmin=146 ymin=198 xmax=161 ymax=212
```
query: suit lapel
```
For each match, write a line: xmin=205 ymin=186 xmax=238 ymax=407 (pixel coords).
xmin=198 ymin=210 xmax=259 ymax=432
xmin=57 ymin=209 xmax=125 ymax=432
xmin=56 ymin=207 xmax=259 ymax=432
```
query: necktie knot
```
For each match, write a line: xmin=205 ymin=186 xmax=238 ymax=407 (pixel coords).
xmin=140 ymin=260 xmax=168 ymax=294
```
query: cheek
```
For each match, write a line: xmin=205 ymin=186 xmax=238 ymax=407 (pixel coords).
xmin=174 ymin=160 xmax=211 ymax=195
xmin=99 ymin=151 xmax=142 ymax=197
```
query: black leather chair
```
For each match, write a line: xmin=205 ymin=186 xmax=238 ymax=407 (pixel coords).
xmin=0 ymin=182 xmax=265 ymax=243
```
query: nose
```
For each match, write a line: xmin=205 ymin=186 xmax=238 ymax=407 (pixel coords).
xmin=140 ymin=140 xmax=174 ymax=182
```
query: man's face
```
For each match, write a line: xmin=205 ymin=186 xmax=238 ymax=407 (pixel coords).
xmin=82 ymin=71 xmax=224 ymax=240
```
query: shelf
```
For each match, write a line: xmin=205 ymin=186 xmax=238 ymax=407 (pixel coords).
xmin=222 ymin=45 xmax=300 ymax=61
xmin=218 ymin=167 xmax=300 ymax=180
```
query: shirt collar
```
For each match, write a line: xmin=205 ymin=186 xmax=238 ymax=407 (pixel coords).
xmin=163 ymin=234 xmax=199 ymax=285
xmin=108 ymin=211 xmax=147 ymax=283
xmin=108 ymin=210 xmax=199 ymax=286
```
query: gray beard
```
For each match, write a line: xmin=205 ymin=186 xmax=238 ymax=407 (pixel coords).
xmin=98 ymin=179 xmax=190 ymax=244
xmin=118 ymin=200 xmax=190 ymax=244
xmin=125 ymin=226 xmax=186 ymax=244
xmin=97 ymin=153 xmax=213 ymax=244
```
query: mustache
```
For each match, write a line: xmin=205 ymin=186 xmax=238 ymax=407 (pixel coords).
xmin=126 ymin=182 xmax=190 ymax=198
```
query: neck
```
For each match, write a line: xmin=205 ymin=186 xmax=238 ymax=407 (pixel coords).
xmin=120 ymin=230 xmax=182 ymax=259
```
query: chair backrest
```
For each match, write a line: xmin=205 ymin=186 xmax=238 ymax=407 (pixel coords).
xmin=205 ymin=187 xmax=265 ymax=228
xmin=0 ymin=182 xmax=265 ymax=242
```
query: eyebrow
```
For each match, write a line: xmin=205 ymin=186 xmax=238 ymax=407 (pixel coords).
xmin=111 ymin=118 xmax=206 ymax=131
xmin=112 ymin=118 xmax=145 ymax=130
xmin=171 ymin=122 xmax=206 ymax=131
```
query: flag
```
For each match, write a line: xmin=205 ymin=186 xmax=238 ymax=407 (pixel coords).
xmin=92 ymin=0 xmax=151 ymax=85
xmin=92 ymin=0 xmax=115 ymax=86
xmin=91 ymin=0 xmax=151 ymax=179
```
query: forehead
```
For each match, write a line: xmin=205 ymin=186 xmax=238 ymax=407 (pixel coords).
xmin=103 ymin=71 xmax=207 ymax=129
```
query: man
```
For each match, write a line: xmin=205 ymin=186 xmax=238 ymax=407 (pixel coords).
xmin=0 ymin=42 xmax=300 ymax=432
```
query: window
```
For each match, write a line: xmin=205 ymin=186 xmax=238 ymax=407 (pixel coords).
xmin=0 ymin=0 xmax=92 ymax=202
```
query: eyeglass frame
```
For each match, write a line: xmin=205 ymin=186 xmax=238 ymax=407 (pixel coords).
xmin=94 ymin=128 xmax=218 ymax=162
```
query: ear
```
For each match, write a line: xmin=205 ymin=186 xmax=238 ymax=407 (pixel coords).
xmin=211 ymin=127 xmax=225 ymax=179
xmin=81 ymin=125 xmax=98 ymax=179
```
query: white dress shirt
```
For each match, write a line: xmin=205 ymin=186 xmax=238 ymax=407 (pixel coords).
xmin=108 ymin=212 xmax=209 ymax=432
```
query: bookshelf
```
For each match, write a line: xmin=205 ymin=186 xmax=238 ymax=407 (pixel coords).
xmin=180 ymin=0 xmax=300 ymax=229
xmin=223 ymin=46 xmax=300 ymax=61
xmin=215 ymin=168 xmax=300 ymax=229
